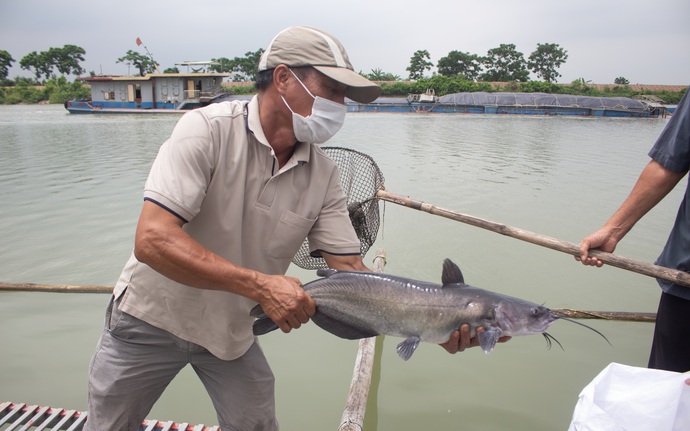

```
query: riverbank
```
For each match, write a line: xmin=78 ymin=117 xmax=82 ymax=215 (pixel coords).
xmin=224 ymin=79 xmax=687 ymax=103
xmin=1 ymin=79 xmax=687 ymax=106
xmin=223 ymin=81 xmax=688 ymax=92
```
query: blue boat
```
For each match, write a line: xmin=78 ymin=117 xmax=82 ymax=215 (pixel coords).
xmin=65 ymin=61 xmax=230 ymax=114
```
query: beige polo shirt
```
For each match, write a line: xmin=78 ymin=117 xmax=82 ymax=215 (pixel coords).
xmin=113 ymin=96 xmax=361 ymax=360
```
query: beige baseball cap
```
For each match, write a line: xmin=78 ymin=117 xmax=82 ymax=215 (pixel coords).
xmin=258 ymin=26 xmax=381 ymax=104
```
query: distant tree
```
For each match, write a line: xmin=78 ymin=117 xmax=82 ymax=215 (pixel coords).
xmin=19 ymin=45 xmax=86 ymax=81
xmin=44 ymin=76 xmax=90 ymax=103
xmin=235 ymin=49 xmax=264 ymax=81
xmin=211 ymin=49 xmax=264 ymax=81
xmin=365 ymin=68 xmax=401 ymax=81
xmin=614 ymin=76 xmax=630 ymax=85
xmin=437 ymin=51 xmax=483 ymax=81
xmin=406 ymin=50 xmax=433 ymax=80
xmin=479 ymin=44 xmax=529 ymax=82
xmin=163 ymin=66 xmax=180 ymax=73
xmin=210 ymin=57 xmax=236 ymax=73
xmin=0 ymin=50 xmax=15 ymax=81
xmin=117 ymin=50 xmax=158 ymax=76
xmin=20 ymin=51 xmax=54 ymax=80
xmin=50 ymin=45 xmax=86 ymax=76
xmin=527 ymin=43 xmax=568 ymax=83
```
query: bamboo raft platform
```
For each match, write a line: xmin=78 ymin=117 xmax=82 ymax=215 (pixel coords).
xmin=0 ymin=402 xmax=219 ymax=431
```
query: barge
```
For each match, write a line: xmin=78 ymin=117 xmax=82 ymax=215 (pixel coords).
xmin=65 ymin=62 xmax=230 ymax=114
xmin=348 ymin=91 xmax=667 ymax=117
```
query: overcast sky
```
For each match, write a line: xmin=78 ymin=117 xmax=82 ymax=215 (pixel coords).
xmin=1 ymin=0 xmax=688 ymax=85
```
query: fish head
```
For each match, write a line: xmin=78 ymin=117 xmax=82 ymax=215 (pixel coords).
xmin=495 ymin=302 xmax=558 ymax=337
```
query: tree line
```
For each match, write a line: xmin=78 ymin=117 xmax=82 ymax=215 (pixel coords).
xmin=403 ymin=43 xmax=568 ymax=83
xmin=0 ymin=44 xmax=685 ymax=104
xmin=0 ymin=42 xmax=607 ymax=85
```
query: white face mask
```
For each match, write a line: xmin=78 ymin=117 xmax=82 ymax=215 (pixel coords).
xmin=281 ymin=69 xmax=347 ymax=143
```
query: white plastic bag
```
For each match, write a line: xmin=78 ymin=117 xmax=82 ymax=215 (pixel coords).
xmin=568 ymin=362 xmax=690 ymax=431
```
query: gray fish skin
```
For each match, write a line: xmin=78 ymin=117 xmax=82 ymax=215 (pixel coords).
xmin=252 ymin=259 xmax=563 ymax=360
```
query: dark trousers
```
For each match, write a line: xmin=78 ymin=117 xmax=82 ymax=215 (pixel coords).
xmin=648 ymin=291 xmax=690 ymax=373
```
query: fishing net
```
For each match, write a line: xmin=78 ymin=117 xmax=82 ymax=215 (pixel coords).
xmin=291 ymin=147 xmax=385 ymax=269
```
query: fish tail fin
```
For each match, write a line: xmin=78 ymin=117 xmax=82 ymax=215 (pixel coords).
xmin=250 ymin=304 xmax=279 ymax=336
xmin=249 ymin=304 xmax=265 ymax=318
xmin=253 ymin=316 xmax=279 ymax=336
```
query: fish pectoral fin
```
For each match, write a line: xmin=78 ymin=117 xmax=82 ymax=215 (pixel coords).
xmin=312 ymin=313 xmax=379 ymax=340
xmin=396 ymin=336 xmax=421 ymax=361
xmin=478 ymin=328 xmax=503 ymax=354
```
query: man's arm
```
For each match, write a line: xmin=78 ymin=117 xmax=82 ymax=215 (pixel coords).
xmin=577 ymin=160 xmax=686 ymax=266
xmin=134 ymin=200 xmax=315 ymax=332
xmin=322 ymin=252 xmax=371 ymax=272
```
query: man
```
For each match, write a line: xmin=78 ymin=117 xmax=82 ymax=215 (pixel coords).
xmin=577 ymin=86 xmax=690 ymax=373
xmin=85 ymin=26 xmax=485 ymax=431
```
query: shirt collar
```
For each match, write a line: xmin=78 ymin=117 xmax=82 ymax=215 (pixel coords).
xmin=247 ymin=95 xmax=312 ymax=167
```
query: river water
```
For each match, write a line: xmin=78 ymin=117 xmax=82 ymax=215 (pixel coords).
xmin=0 ymin=104 xmax=683 ymax=430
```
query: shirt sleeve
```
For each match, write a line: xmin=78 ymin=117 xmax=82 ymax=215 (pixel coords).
xmin=649 ymin=87 xmax=690 ymax=173
xmin=143 ymin=110 xmax=216 ymax=222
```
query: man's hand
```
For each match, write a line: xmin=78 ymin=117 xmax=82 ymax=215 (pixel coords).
xmin=258 ymin=274 xmax=316 ymax=333
xmin=576 ymin=227 xmax=620 ymax=267
xmin=440 ymin=324 xmax=511 ymax=354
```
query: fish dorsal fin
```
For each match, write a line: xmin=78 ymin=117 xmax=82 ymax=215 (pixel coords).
xmin=441 ymin=259 xmax=465 ymax=286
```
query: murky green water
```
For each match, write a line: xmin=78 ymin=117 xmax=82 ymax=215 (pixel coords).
xmin=0 ymin=105 xmax=681 ymax=430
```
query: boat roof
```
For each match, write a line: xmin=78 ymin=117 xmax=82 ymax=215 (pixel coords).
xmin=437 ymin=92 xmax=650 ymax=111
xmin=176 ymin=61 xmax=221 ymax=66
xmin=79 ymin=71 xmax=230 ymax=82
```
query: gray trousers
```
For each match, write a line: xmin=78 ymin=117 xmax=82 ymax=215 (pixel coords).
xmin=84 ymin=296 xmax=278 ymax=431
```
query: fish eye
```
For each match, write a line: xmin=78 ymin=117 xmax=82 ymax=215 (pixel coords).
xmin=531 ymin=308 xmax=539 ymax=316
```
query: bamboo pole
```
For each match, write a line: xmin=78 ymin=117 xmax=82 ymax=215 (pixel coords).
xmin=0 ymin=279 xmax=655 ymax=323
xmin=0 ymin=282 xmax=113 ymax=293
xmin=376 ymin=189 xmax=690 ymax=289
xmin=0 ymin=281 xmax=655 ymax=322
xmin=338 ymin=249 xmax=386 ymax=431
xmin=552 ymin=308 xmax=656 ymax=323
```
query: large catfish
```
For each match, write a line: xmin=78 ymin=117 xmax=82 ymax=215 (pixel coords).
xmin=251 ymin=258 xmax=609 ymax=360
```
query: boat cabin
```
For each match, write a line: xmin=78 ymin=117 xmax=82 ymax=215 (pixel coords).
xmin=67 ymin=61 xmax=231 ymax=113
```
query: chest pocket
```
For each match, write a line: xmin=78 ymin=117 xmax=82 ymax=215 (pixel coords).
xmin=266 ymin=210 xmax=316 ymax=259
